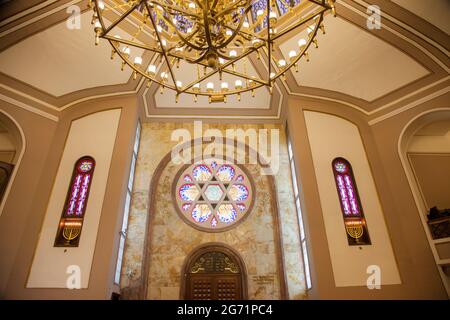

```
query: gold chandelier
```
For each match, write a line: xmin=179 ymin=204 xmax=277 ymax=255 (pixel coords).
xmin=90 ymin=0 xmax=335 ymax=103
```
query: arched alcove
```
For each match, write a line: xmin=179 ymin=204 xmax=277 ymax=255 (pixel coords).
xmin=398 ymin=108 xmax=450 ymax=297
xmin=0 ymin=110 xmax=25 ymax=215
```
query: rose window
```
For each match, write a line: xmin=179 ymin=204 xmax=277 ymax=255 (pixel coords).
xmin=174 ymin=158 xmax=254 ymax=232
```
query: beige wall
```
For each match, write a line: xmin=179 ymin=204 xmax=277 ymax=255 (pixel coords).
xmin=303 ymin=111 xmax=400 ymax=287
xmin=27 ymin=109 xmax=122 ymax=288
xmin=286 ymin=95 xmax=448 ymax=299
xmin=0 ymin=95 xmax=139 ymax=299
xmin=409 ymin=154 xmax=450 ymax=210
xmin=120 ymin=123 xmax=307 ymax=300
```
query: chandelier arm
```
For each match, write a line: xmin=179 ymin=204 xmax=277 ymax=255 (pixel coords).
xmin=308 ymin=0 xmax=333 ymax=9
xmin=146 ymin=1 xmax=202 ymax=20
xmin=102 ymin=34 xmax=164 ymax=53
xmin=214 ymin=0 xmax=250 ymax=19
xmin=270 ymin=6 xmax=328 ymax=41
xmin=194 ymin=0 xmax=204 ymax=10
xmin=202 ymin=0 xmax=214 ymax=49
xmin=99 ymin=0 xmax=144 ymax=37
xmin=261 ymin=13 xmax=324 ymax=82
xmin=145 ymin=2 xmax=178 ymax=89
xmin=178 ymin=46 xmax=267 ymax=94
xmin=160 ymin=16 xmax=208 ymax=51
xmin=212 ymin=4 xmax=254 ymax=50
xmin=166 ymin=27 xmax=203 ymax=54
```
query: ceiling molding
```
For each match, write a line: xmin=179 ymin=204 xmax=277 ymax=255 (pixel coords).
xmin=368 ymin=86 xmax=450 ymax=126
xmin=0 ymin=0 xmax=447 ymax=125
xmin=0 ymin=93 xmax=59 ymax=122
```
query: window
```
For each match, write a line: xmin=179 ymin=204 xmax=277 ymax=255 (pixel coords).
xmin=54 ymin=156 xmax=95 ymax=247
xmin=114 ymin=122 xmax=141 ymax=285
xmin=287 ymin=138 xmax=312 ymax=289
xmin=174 ymin=158 xmax=254 ymax=232
xmin=332 ymin=158 xmax=371 ymax=245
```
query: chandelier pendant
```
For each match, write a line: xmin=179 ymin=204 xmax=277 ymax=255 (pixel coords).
xmin=90 ymin=0 xmax=335 ymax=103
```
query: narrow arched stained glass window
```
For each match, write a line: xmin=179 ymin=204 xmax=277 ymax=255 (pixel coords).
xmin=332 ymin=158 xmax=371 ymax=246
xmin=54 ymin=156 xmax=95 ymax=247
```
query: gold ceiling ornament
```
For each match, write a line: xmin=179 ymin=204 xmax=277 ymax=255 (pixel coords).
xmin=90 ymin=0 xmax=335 ymax=103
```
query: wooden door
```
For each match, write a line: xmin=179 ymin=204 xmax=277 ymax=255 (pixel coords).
xmin=183 ymin=247 xmax=245 ymax=300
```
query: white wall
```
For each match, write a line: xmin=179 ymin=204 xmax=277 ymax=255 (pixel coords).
xmin=304 ymin=111 xmax=401 ymax=287
xmin=27 ymin=109 xmax=121 ymax=288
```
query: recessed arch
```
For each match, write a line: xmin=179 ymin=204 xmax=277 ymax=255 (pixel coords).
xmin=398 ymin=107 xmax=450 ymax=297
xmin=180 ymin=242 xmax=248 ymax=300
xmin=0 ymin=109 xmax=26 ymax=216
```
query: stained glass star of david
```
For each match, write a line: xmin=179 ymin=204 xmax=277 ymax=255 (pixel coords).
xmin=175 ymin=158 xmax=254 ymax=232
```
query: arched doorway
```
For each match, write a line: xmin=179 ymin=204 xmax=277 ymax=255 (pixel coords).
xmin=181 ymin=243 xmax=247 ymax=300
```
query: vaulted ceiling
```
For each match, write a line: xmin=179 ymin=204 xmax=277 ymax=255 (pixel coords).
xmin=0 ymin=0 xmax=448 ymax=122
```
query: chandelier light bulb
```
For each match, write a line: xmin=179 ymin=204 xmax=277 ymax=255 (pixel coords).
xmin=134 ymin=56 xmax=142 ymax=65
xmin=147 ymin=64 xmax=156 ymax=75
xmin=122 ymin=47 xmax=130 ymax=56
xmin=269 ymin=11 xmax=277 ymax=24
xmin=91 ymin=0 xmax=333 ymax=98
xmin=298 ymin=38 xmax=307 ymax=47
xmin=193 ymin=83 xmax=200 ymax=92
xmin=94 ymin=20 xmax=101 ymax=29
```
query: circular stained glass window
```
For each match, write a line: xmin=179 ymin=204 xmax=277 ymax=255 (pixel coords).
xmin=174 ymin=158 xmax=254 ymax=232
xmin=334 ymin=161 xmax=348 ymax=173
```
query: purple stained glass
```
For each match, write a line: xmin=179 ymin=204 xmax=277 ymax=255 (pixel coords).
xmin=183 ymin=174 xmax=193 ymax=182
xmin=337 ymin=175 xmax=351 ymax=215
xmin=179 ymin=184 xmax=200 ymax=201
xmin=192 ymin=164 xmax=212 ymax=182
xmin=182 ymin=203 xmax=191 ymax=211
xmin=236 ymin=203 xmax=246 ymax=211
xmin=344 ymin=175 xmax=359 ymax=214
xmin=211 ymin=216 xmax=218 ymax=227
xmin=192 ymin=204 xmax=212 ymax=223
xmin=217 ymin=204 xmax=238 ymax=224
xmin=228 ymin=184 xmax=249 ymax=202
xmin=216 ymin=165 xmax=235 ymax=182
xmin=236 ymin=175 xmax=244 ymax=182
xmin=211 ymin=161 xmax=218 ymax=169
xmin=65 ymin=157 xmax=95 ymax=217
